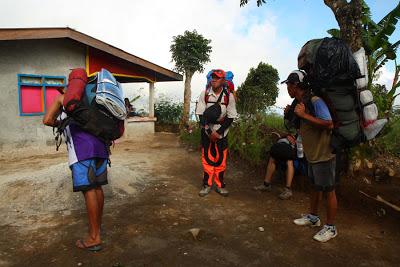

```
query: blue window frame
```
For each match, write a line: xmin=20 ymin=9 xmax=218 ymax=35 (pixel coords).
xmin=18 ymin=74 xmax=66 ymax=116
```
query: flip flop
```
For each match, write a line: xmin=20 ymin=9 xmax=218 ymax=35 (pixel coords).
xmin=76 ymin=239 xmax=102 ymax=252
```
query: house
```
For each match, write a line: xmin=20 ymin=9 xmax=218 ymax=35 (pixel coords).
xmin=0 ymin=27 xmax=182 ymax=150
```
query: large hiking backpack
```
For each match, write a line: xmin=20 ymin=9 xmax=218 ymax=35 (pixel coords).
xmin=56 ymin=68 xmax=125 ymax=149
xmin=298 ymin=37 xmax=366 ymax=151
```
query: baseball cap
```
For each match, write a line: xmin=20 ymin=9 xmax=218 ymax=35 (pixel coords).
xmin=281 ymin=70 xmax=306 ymax=84
xmin=211 ymin=69 xmax=226 ymax=78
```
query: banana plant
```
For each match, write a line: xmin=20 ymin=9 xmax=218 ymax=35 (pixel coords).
xmin=328 ymin=1 xmax=400 ymax=90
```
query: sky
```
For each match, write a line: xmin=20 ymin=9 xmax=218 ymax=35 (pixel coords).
xmin=1 ymin=0 xmax=399 ymax=113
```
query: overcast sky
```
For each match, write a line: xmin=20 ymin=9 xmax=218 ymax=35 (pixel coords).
xmin=1 ymin=0 xmax=398 ymax=112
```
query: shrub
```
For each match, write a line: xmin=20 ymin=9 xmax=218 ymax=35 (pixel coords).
xmin=155 ymin=97 xmax=183 ymax=124
xmin=229 ymin=113 xmax=285 ymax=165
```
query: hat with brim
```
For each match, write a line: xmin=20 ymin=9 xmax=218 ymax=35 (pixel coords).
xmin=281 ymin=70 xmax=306 ymax=84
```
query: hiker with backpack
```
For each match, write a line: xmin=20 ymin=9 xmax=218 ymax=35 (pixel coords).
xmin=253 ymin=134 xmax=299 ymax=200
xmin=195 ymin=69 xmax=237 ymax=197
xmin=43 ymin=93 xmax=108 ymax=252
xmin=43 ymin=68 xmax=126 ymax=251
xmin=282 ymin=70 xmax=338 ymax=242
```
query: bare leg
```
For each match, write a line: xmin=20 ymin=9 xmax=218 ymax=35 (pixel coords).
xmin=286 ymin=160 xmax=294 ymax=187
xmin=95 ymin=186 xmax=104 ymax=227
xmin=77 ymin=189 xmax=101 ymax=247
xmin=310 ymin=190 xmax=322 ymax=216
xmin=264 ymin=157 xmax=276 ymax=183
xmin=326 ymin=190 xmax=337 ymax=225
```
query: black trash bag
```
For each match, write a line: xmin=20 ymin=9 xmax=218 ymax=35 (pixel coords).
xmin=311 ymin=37 xmax=362 ymax=91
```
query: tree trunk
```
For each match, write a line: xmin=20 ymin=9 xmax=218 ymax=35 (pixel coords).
xmin=180 ymin=71 xmax=193 ymax=129
xmin=324 ymin=0 xmax=363 ymax=52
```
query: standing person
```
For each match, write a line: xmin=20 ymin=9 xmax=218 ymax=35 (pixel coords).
xmin=43 ymin=93 xmax=108 ymax=251
xmin=282 ymin=70 xmax=338 ymax=242
xmin=253 ymin=134 xmax=297 ymax=200
xmin=195 ymin=69 xmax=237 ymax=197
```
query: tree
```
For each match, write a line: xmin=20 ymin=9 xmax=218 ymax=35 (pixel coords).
xmin=328 ymin=1 xmax=400 ymax=90
xmin=241 ymin=0 xmax=400 ymax=115
xmin=170 ymin=30 xmax=212 ymax=127
xmin=236 ymin=62 xmax=279 ymax=116
xmin=240 ymin=0 xmax=364 ymax=52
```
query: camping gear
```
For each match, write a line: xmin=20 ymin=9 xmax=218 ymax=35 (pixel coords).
xmin=203 ymin=88 xmax=228 ymax=124
xmin=63 ymin=68 xmax=88 ymax=112
xmin=354 ymin=47 xmax=387 ymax=139
xmin=95 ymin=68 xmax=127 ymax=120
xmin=298 ymin=37 xmax=365 ymax=150
xmin=298 ymin=38 xmax=386 ymax=145
xmin=55 ymin=68 xmax=125 ymax=149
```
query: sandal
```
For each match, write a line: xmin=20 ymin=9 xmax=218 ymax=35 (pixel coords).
xmin=76 ymin=239 xmax=102 ymax=252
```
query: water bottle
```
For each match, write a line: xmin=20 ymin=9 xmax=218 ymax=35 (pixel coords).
xmin=296 ymin=135 xmax=304 ymax=159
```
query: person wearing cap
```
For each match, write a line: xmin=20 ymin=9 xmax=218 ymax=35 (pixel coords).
xmin=195 ymin=69 xmax=237 ymax=197
xmin=282 ymin=70 xmax=338 ymax=243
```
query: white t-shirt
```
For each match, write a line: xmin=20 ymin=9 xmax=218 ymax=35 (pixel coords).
xmin=195 ymin=88 xmax=238 ymax=137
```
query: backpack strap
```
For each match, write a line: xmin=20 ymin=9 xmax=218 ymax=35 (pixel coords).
xmin=204 ymin=87 xmax=230 ymax=106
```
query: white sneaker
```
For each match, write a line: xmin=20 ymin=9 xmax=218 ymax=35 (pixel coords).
xmin=293 ymin=214 xmax=321 ymax=227
xmin=313 ymin=225 xmax=337 ymax=242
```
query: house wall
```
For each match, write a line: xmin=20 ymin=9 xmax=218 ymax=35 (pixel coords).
xmin=0 ymin=39 xmax=86 ymax=150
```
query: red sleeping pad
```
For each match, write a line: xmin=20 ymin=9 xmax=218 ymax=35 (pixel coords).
xmin=63 ymin=68 xmax=88 ymax=112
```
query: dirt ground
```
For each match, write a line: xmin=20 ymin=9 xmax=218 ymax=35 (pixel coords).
xmin=0 ymin=133 xmax=399 ymax=267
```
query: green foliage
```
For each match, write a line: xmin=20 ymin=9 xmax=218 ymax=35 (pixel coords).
xmin=180 ymin=123 xmax=201 ymax=148
xmin=170 ymin=30 xmax=212 ymax=75
xmin=240 ymin=0 xmax=266 ymax=7
xmin=236 ymin=62 xmax=279 ymax=116
xmin=376 ymin=117 xmax=400 ymax=156
xmin=228 ymin=113 xmax=285 ymax=165
xmin=155 ymin=97 xmax=183 ymax=124
xmin=328 ymin=1 xmax=400 ymax=91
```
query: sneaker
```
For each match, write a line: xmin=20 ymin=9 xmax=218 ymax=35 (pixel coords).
xmin=293 ymin=214 xmax=321 ymax=227
xmin=215 ymin=187 xmax=229 ymax=197
xmin=279 ymin=188 xmax=293 ymax=200
xmin=313 ymin=225 xmax=337 ymax=242
xmin=253 ymin=183 xmax=272 ymax=192
xmin=199 ymin=185 xmax=211 ymax=197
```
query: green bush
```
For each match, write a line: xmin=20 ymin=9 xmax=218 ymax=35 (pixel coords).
xmin=376 ymin=117 xmax=400 ymax=156
xmin=155 ymin=97 xmax=183 ymax=124
xmin=229 ymin=113 xmax=285 ymax=165
xmin=180 ymin=123 xmax=201 ymax=148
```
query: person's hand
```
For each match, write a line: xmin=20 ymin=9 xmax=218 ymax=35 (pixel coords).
xmin=287 ymin=134 xmax=296 ymax=145
xmin=210 ymin=131 xmax=221 ymax=142
xmin=294 ymin=103 xmax=306 ymax=118
xmin=284 ymin=105 xmax=291 ymax=115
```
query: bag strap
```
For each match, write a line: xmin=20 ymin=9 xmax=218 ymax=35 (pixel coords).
xmin=205 ymin=87 xmax=229 ymax=105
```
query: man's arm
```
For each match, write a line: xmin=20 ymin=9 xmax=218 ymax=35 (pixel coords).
xmin=43 ymin=94 xmax=64 ymax=127
xmin=294 ymin=103 xmax=333 ymax=129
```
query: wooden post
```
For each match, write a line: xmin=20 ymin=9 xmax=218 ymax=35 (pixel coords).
xmin=149 ymin=82 xmax=155 ymax=117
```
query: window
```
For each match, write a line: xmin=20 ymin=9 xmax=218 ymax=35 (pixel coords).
xmin=18 ymin=74 xmax=66 ymax=116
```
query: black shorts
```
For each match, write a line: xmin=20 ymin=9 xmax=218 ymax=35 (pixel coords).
xmin=270 ymin=142 xmax=295 ymax=161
